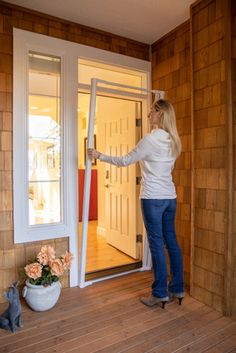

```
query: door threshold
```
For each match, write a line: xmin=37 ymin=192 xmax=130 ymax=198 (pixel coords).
xmin=85 ymin=261 xmax=142 ymax=281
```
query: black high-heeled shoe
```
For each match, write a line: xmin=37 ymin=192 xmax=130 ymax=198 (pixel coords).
xmin=169 ymin=292 xmax=185 ymax=305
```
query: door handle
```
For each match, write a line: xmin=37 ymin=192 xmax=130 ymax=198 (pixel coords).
xmin=104 ymin=184 xmax=112 ymax=188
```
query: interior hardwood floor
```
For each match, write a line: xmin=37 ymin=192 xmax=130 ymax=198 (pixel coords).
xmin=0 ymin=271 xmax=235 ymax=353
xmin=79 ymin=221 xmax=140 ymax=273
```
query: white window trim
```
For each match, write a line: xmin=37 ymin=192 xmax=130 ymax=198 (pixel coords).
xmin=13 ymin=28 xmax=152 ymax=287
xmin=13 ymin=28 xmax=78 ymax=242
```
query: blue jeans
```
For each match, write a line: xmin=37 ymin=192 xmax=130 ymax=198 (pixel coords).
xmin=141 ymin=199 xmax=184 ymax=298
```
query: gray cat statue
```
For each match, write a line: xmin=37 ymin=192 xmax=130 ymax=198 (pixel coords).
xmin=0 ymin=282 xmax=23 ymax=333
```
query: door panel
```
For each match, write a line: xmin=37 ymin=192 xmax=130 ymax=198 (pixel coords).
xmin=78 ymin=92 xmax=141 ymax=262
xmin=98 ymin=97 xmax=140 ymax=259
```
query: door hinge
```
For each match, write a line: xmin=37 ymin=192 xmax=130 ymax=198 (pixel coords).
xmin=136 ymin=118 xmax=142 ymax=127
xmin=136 ymin=234 xmax=143 ymax=243
xmin=136 ymin=176 xmax=142 ymax=185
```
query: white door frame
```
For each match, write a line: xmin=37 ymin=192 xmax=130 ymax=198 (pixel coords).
xmin=13 ymin=28 xmax=167 ymax=288
xmin=79 ymin=78 xmax=164 ymax=288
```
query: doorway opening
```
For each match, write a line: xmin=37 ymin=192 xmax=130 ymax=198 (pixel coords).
xmin=78 ymin=60 xmax=148 ymax=281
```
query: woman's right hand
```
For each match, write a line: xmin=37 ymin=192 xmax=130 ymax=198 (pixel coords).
xmin=87 ymin=148 xmax=101 ymax=160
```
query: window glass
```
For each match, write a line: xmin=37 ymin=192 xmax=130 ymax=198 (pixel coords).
xmin=78 ymin=59 xmax=142 ymax=93
xmin=28 ymin=52 xmax=61 ymax=225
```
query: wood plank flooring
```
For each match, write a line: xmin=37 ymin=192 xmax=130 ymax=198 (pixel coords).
xmin=80 ymin=221 xmax=140 ymax=273
xmin=0 ymin=271 xmax=235 ymax=353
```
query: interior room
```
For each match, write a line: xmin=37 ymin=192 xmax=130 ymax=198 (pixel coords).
xmin=78 ymin=60 xmax=145 ymax=279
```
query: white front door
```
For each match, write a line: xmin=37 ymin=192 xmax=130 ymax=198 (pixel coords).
xmin=99 ymin=97 xmax=140 ymax=259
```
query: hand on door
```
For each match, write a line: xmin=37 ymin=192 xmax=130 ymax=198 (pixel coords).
xmin=87 ymin=148 xmax=101 ymax=160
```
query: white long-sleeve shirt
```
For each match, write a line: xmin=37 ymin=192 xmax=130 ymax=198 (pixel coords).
xmin=99 ymin=128 xmax=177 ymax=199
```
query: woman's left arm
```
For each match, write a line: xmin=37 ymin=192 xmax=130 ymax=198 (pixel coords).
xmin=88 ymin=136 xmax=150 ymax=167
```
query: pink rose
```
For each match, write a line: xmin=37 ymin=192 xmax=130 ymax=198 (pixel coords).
xmin=61 ymin=251 xmax=74 ymax=270
xmin=25 ymin=263 xmax=42 ymax=280
xmin=37 ymin=245 xmax=56 ymax=265
xmin=50 ymin=259 xmax=64 ymax=277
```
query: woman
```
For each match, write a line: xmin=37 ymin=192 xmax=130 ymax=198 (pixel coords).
xmin=88 ymin=99 xmax=184 ymax=309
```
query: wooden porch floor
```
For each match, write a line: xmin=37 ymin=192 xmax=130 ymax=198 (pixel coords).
xmin=0 ymin=271 xmax=235 ymax=353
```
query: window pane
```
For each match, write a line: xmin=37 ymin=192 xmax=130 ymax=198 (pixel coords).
xmin=78 ymin=59 xmax=142 ymax=93
xmin=28 ymin=52 xmax=61 ymax=225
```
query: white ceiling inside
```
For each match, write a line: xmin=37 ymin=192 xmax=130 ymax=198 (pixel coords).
xmin=6 ymin=0 xmax=195 ymax=44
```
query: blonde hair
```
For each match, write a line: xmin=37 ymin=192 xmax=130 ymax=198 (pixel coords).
xmin=154 ymin=99 xmax=182 ymax=158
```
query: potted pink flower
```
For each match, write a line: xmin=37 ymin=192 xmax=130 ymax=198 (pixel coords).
xmin=22 ymin=245 xmax=73 ymax=311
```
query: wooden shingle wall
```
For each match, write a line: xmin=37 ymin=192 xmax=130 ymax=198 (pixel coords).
xmin=0 ymin=1 xmax=149 ymax=303
xmin=191 ymin=0 xmax=233 ymax=315
xmin=231 ymin=0 xmax=236 ymax=316
xmin=152 ymin=0 xmax=235 ymax=316
xmin=151 ymin=22 xmax=191 ymax=288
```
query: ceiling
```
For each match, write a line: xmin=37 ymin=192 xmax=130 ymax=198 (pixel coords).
xmin=6 ymin=0 xmax=195 ymax=44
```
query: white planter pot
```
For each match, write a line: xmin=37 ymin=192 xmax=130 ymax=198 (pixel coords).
xmin=22 ymin=279 xmax=61 ymax=311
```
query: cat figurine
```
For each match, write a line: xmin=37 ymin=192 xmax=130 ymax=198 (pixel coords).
xmin=0 ymin=281 xmax=23 ymax=333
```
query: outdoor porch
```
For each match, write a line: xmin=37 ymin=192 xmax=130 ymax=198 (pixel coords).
xmin=0 ymin=271 xmax=235 ymax=353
